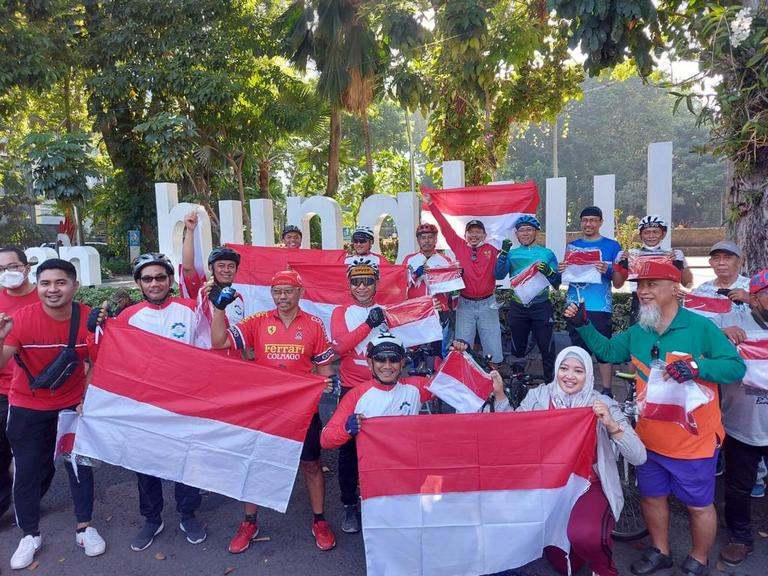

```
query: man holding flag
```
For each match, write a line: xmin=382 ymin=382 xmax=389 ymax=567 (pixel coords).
xmin=565 ymin=260 xmax=745 ymax=576
xmin=210 ymin=270 xmax=338 ymax=553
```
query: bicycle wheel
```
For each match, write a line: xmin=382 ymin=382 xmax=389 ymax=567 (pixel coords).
xmin=612 ymin=455 xmax=649 ymax=541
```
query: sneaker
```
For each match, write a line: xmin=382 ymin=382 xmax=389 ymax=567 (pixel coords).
xmin=311 ymin=520 xmax=336 ymax=551
xmin=76 ymin=526 xmax=106 ymax=557
xmin=130 ymin=521 xmax=164 ymax=551
xmin=179 ymin=516 xmax=206 ymax=545
xmin=751 ymin=484 xmax=765 ymax=498
xmin=342 ymin=504 xmax=360 ymax=534
xmin=10 ymin=534 xmax=41 ymax=570
xmin=228 ymin=521 xmax=259 ymax=554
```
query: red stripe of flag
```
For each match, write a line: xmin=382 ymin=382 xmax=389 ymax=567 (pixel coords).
xmin=737 ymin=339 xmax=768 ymax=360
xmin=291 ymin=263 xmax=408 ymax=306
xmin=564 ymin=249 xmax=601 ymax=265
xmin=384 ymin=296 xmax=435 ymax=328
xmin=510 ymin=262 xmax=540 ymax=287
xmin=683 ymin=293 xmax=732 ymax=314
xmin=225 ymin=244 xmax=348 ymax=285
xmin=421 ymin=182 xmax=539 ymax=216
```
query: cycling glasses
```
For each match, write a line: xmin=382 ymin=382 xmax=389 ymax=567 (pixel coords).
xmin=139 ymin=273 xmax=169 ymax=284
xmin=350 ymin=277 xmax=375 ymax=287
xmin=371 ymin=353 xmax=403 ymax=364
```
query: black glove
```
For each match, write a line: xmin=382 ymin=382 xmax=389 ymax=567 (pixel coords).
xmin=665 ymin=360 xmax=699 ymax=383
xmin=209 ymin=284 xmax=238 ymax=310
xmin=564 ymin=301 xmax=589 ymax=329
xmin=345 ymin=414 xmax=361 ymax=436
xmin=365 ymin=307 xmax=385 ymax=328
xmin=500 ymin=239 xmax=512 ymax=255
xmin=86 ymin=305 xmax=106 ymax=333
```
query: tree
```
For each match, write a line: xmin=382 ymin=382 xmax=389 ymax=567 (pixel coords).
xmin=550 ymin=0 xmax=768 ymax=271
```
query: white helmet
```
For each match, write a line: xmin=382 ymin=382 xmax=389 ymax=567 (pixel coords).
xmin=638 ymin=215 xmax=667 ymax=231
xmin=366 ymin=331 xmax=405 ymax=359
xmin=352 ymin=225 xmax=375 ymax=241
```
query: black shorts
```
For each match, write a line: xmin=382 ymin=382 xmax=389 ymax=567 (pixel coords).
xmin=567 ymin=311 xmax=613 ymax=363
xmin=300 ymin=412 xmax=322 ymax=462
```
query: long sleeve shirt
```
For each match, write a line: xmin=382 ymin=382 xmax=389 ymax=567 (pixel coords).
xmin=427 ymin=203 xmax=498 ymax=299
xmin=330 ymin=303 xmax=377 ymax=389
xmin=494 ymin=244 xmax=560 ymax=304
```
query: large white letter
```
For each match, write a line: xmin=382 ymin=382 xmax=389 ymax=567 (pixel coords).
xmin=546 ymin=177 xmax=568 ymax=261
xmin=24 ymin=247 xmax=59 ymax=283
xmin=286 ymin=196 xmax=343 ymax=249
xmin=593 ymin=174 xmax=616 ymax=240
xmin=155 ymin=182 xmax=212 ymax=272
xmin=218 ymin=200 xmax=244 ymax=245
xmin=357 ymin=193 xmax=419 ymax=263
xmin=647 ymin=142 xmax=673 ymax=249
xmin=249 ymin=199 xmax=275 ymax=247
xmin=59 ymin=246 xmax=102 ymax=286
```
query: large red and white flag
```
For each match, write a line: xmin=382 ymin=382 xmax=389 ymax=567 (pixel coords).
xmin=425 ymin=263 xmax=465 ymax=295
xmin=383 ymin=296 xmax=443 ymax=350
xmin=74 ymin=325 xmax=325 ymax=513
xmin=561 ymin=248 xmax=602 ymax=285
xmin=683 ymin=293 xmax=732 ymax=318
xmin=421 ymin=182 xmax=539 ymax=250
xmin=427 ymin=350 xmax=493 ymax=413
xmin=357 ymin=409 xmax=597 ymax=576
xmin=737 ymin=338 xmax=768 ymax=392
xmin=510 ymin=263 xmax=551 ymax=305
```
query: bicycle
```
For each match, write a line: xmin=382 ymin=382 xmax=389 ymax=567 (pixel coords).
xmin=611 ymin=370 xmax=649 ymax=542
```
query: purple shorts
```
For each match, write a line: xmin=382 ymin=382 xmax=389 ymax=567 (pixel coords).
xmin=636 ymin=449 xmax=718 ymax=508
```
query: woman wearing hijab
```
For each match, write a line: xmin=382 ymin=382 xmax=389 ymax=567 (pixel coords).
xmin=488 ymin=346 xmax=647 ymax=576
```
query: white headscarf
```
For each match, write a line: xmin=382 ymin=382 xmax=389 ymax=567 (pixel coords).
xmin=548 ymin=346 xmax=595 ymax=409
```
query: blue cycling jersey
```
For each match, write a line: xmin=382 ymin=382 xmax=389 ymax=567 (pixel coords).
xmin=565 ymin=236 xmax=622 ymax=312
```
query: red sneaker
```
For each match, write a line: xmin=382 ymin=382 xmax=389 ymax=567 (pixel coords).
xmin=311 ymin=520 xmax=336 ymax=551
xmin=228 ymin=521 xmax=259 ymax=554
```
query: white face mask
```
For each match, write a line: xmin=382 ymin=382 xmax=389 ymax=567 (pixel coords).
xmin=0 ymin=270 xmax=26 ymax=289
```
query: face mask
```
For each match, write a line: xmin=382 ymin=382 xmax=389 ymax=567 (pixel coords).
xmin=0 ymin=271 xmax=25 ymax=289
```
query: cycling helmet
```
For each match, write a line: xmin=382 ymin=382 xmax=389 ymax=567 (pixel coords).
xmin=416 ymin=223 xmax=438 ymax=236
xmin=514 ymin=215 xmax=541 ymax=230
xmin=208 ymin=246 xmax=241 ymax=267
xmin=366 ymin=332 xmax=406 ymax=360
xmin=352 ymin=225 xmax=374 ymax=242
xmin=281 ymin=225 xmax=302 ymax=238
xmin=132 ymin=253 xmax=174 ymax=280
xmin=638 ymin=215 xmax=668 ymax=231
xmin=347 ymin=259 xmax=380 ymax=279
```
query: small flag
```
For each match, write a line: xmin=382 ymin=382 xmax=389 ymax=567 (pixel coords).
xmin=737 ymin=338 xmax=768 ymax=392
xmin=427 ymin=350 xmax=494 ymax=413
xmin=424 ymin=264 xmax=465 ymax=295
xmin=561 ymin=248 xmax=602 ymax=285
xmin=683 ymin=293 xmax=732 ymax=317
xmin=510 ymin=263 xmax=551 ymax=305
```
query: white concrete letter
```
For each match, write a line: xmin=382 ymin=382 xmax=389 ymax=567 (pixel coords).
xmin=593 ymin=174 xmax=616 ymax=240
xmin=357 ymin=192 xmax=419 ymax=263
xmin=647 ymin=142 xmax=673 ymax=249
xmin=249 ymin=199 xmax=275 ymax=247
xmin=24 ymin=247 xmax=59 ymax=283
xmin=286 ymin=196 xmax=343 ymax=249
xmin=155 ymin=182 xmax=212 ymax=272
xmin=442 ymin=160 xmax=466 ymax=189
xmin=218 ymin=201 xmax=244 ymax=245
xmin=546 ymin=177 xmax=568 ymax=260
xmin=59 ymin=246 xmax=102 ymax=286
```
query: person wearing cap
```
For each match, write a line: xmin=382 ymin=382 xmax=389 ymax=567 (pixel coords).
xmin=564 ymin=260 xmax=745 ymax=576
xmin=494 ymin=215 xmax=560 ymax=381
xmin=423 ymin=193 xmax=504 ymax=370
xmin=402 ymin=222 xmax=457 ymax=359
xmin=282 ymin=225 xmax=303 ymax=249
xmin=706 ymin=268 xmax=768 ymax=566
xmin=328 ymin=261 xmax=387 ymax=533
xmin=613 ymin=215 xmax=693 ymax=324
xmin=345 ymin=225 xmax=388 ymax=268
xmin=559 ymin=206 xmax=622 ymax=396
xmin=210 ymin=270 xmax=339 ymax=553
xmin=692 ymin=240 xmax=750 ymax=313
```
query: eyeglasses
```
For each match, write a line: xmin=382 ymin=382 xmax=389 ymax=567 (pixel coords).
xmin=372 ymin=354 xmax=402 ymax=364
xmin=0 ymin=264 xmax=24 ymax=273
xmin=271 ymin=287 xmax=298 ymax=296
xmin=139 ymin=274 xmax=169 ymax=284
xmin=350 ymin=277 xmax=375 ymax=287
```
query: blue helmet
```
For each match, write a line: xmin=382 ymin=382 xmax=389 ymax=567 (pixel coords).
xmin=514 ymin=215 xmax=541 ymax=230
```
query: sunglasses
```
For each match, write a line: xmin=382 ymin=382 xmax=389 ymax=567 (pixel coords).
xmin=350 ymin=277 xmax=375 ymax=287
xmin=372 ymin=354 xmax=403 ymax=364
xmin=140 ymin=274 xmax=169 ymax=284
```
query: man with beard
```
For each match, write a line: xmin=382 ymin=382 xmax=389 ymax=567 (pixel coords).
xmin=709 ymin=268 xmax=768 ymax=567
xmin=328 ymin=261 xmax=386 ymax=533
xmin=565 ymin=260 xmax=745 ymax=576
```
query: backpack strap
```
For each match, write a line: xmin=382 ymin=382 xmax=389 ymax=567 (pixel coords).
xmin=67 ymin=302 xmax=81 ymax=349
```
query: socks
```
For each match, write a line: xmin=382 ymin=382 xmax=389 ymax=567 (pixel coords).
xmin=313 ymin=513 xmax=325 ymax=522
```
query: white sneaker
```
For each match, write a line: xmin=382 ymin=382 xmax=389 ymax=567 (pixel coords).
xmin=10 ymin=535 xmax=41 ymax=570
xmin=76 ymin=527 xmax=106 ymax=557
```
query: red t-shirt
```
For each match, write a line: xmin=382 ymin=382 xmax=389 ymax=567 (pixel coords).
xmin=6 ymin=301 xmax=92 ymax=410
xmin=0 ymin=287 xmax=39 ymax=395
xmin=228 ymin=308 xmax=334 ymax=374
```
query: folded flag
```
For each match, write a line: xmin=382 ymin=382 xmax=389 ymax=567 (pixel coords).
xmin=357 ymin=408 xmax=597 ymax=576
xmin=683 ymin=293 xmax=732 ymax=317
xmin=426 ymin=350 xmax=493 ymax=413
xmin=425 ymin=263 xmax=465 ymax=295
xmin=74 ymin=324 xmax=325 ymax=513
xmin=561 ymin=248 xmax=602 ymax=285
xmin=382 ymin=296 xmax=443 ymax=351
xmin=55 ymin=410 xmax=79 ymax=461
xmin=737 ymin=338 xmax=768 ymax=392
xmin=510 ymin=263 xmax=551 ymax=305
xmin=421 ymin=182 xmax=539 ymax=250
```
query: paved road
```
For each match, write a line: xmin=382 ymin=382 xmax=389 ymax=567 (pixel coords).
xmin=1 ymin=396 xmax=766 ymax=575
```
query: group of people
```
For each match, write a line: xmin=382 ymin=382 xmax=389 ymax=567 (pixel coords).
xmin=0 ymin=198 xmax=765 ymax=576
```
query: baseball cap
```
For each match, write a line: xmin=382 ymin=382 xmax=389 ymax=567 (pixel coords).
xmin=709 ymin=240 xmax=741 ymax=258
xmin=628 ymin=260 xmax=682 ymax=283
xmin=465 ymin=219 xmax=485 ymax=232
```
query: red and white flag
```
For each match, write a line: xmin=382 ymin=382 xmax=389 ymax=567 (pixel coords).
xmin=683 ymin=293 xmax=732 ymax=318
xmin=74 ymin=325 xmax=325 ymax=513
xmin=425 ymin=263 xmax=465 ymax=295
xmin=738 ymin=339 xmax=768 ymax=392
xmin=55 ymin=410 xmax=79 ymax=461
xmin=383 ymin=296 xmax=443 ymax=350
xmin=426 ymin=350 xmax=493 ymax=413
xmin=510 ymin=263 xmax=551 ymax=305
xmin=357 ymin=409 xmax=597 ymax=576
xmin=561 ymin=248 xmax=602 ymax=285
xmin=421 ymin=182 xmax=539 ymax=250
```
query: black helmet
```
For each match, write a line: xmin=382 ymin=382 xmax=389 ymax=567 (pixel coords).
xmin=133 ymin=253 xmax=174 ymax=280
xmin=208 ymin=247 xmax=241 ymax=267
xmin=281 ymin=225 xmax=302 ymax=238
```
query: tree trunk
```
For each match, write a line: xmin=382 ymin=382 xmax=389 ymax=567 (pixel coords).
xmin=362 ymin=109 xmax=374 ymax=179
xmin=326 ymin=108 xmax=342 ymax=196
xmin=227 ymin=154 xmax=251 ymax=228
xmin=728 ymin=168 xmax=768 ymax=274
xmin=258 ymin=158 xmax=271 ymax=199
